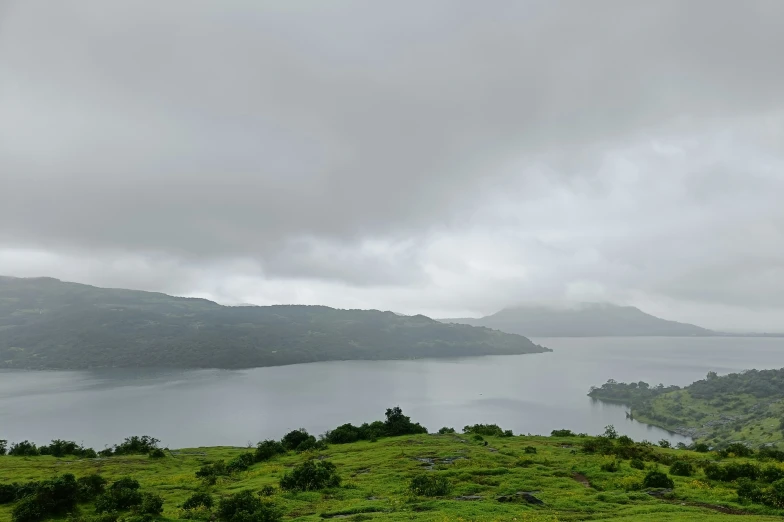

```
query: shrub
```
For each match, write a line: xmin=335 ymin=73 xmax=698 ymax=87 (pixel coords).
xmin=408 ymin=474 xmax=451 ymax=496
xmin=255 ymin=440 xmax=285 ymax=462
xmin=139 ymin=493 xmax=164 ymax=515
xmin=12 ymin=474 xmax=79 ymax=522
xmin=658 ymin=439 xmax=671 ymax=448
xmin=113 ymin=436 xmax=160 ymax=456
xmin=196 ymin=461 xmax=228 ymax=484
xmin=77 ymin=474 xmax=107 ymax=500
xmin=0 ymin=439 xmax=6 ymax=455
xmin=148 ymin=448 xmax=166 ymax=459
xmin=524 ymin=446 xmax=537 ymax=454
xmin=603 ymin=426 xmax=618 ymax=439
xmin=0 ymin=484 xmax=16 ymax=504
xmin=8 ymin=441 xmax=39 ymax=457
xmin=719 ymin=443 xmax=753 ymax=458
xmin=281 ymin=429 xmax=311 ymax=451
xmin=279 ymin=460 xmax=341 ymax=492
xmin=582 ymin=436 xmax=614 ymax=455
xmin=259 ymin=485 xmax=275 ymax=497
xmin=438 ymin=427 xmax=456 ymax=434
xmin=630 ymin=458 xmax=645 ymax=470
xmin=293 ymin=437 xmax=325 ymax=453
xmin=463 ymin=424 xmax=507 ymax=437
xmin=693 ymin=442 xmax=710 ymax=453
xmin=183 ymin=492 xmax=213 ymax=510
xmin=384 ymin=406 xmax=427 ymax=436
xmin=642 ymin=470 xmax=674 ymax=489
xmin=226 ymin=453 xmax=256 ymax=473
xmin=670 ymin=461 xmax=694 ymax=477
xmin=601 ymin=460 xmax=620 ymax=472
xmin=99 ymin=448 xmax=114 ymax=458
xmin=704 ymin=463 xmax=727 ymax=481
xmin=12 ymin=497 xmax=46 ymax=522
xmin=95 ymin=483 xmax=143 ymax=513
xmin=758 ymin=447 xmax=784 ymax=462
xmin=617 ymin=435 xmax=634 ymax=446
xmin=766 ymin=478 xmax=784 ymax=508
xmin=762 ymin=465 xmax=784 ymax=483
xmin=737 ymin=478 xmax=764 ymax=503
xmin=716 ymin=462 xmax=761 ymax=482
xmin=216 ymin=490 xmax=281 ymax=522
xmin=551 ymin=429 xmax=574 ymax=437
xmin=323 ymin=424 xmax=361 ymax=444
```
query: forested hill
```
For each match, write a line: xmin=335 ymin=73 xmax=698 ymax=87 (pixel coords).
xmin=0 ymin=276 xmax=550 ymax=370
xmin=589 ymin=369 xmax=784 ymax=448
xmin=441 ymin=303 xmax=713 ymax=337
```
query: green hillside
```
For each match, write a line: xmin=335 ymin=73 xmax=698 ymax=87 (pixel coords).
xmin=0 ymin=276 xmax=549 ymax=370
xmin=3 ymin=412 xmax=784 ymax=522
xmin=589 ymin=369 xmax=784 ymax=448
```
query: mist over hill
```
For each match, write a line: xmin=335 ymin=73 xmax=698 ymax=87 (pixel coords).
xmin=441 ymin=303 xmax=714 ymax=337
xmin=0 ymin=276 xmax=549 ymax=370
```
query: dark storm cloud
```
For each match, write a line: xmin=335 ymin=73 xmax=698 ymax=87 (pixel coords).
xmin=0 ymin=0 xmax=783 ymax=327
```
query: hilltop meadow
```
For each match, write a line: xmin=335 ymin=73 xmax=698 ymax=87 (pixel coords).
xmin=4 ymin=408 xmax=784 ymax=522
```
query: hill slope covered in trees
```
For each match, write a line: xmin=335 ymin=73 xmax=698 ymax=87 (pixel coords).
xmin=589 ymin=369 xmax=784 ymax=448
xmin=442 ymin=303 xmax=713 ymax=337
xmin=0 ymin=276 xmax=549 ymax=370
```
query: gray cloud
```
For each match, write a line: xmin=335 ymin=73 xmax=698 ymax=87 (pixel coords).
xmin=1 ymin=0 xmax=783 ymax=329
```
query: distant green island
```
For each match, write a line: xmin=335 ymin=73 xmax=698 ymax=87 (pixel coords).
xmin=589 ymin=369 xmax=784 ymax=448
xmin=0 ymin=276 xmax=549 ymax=370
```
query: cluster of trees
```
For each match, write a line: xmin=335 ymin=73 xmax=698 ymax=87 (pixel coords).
xmin=0 ymin=436 xmax=164 ymax=460
xmin=587 ymin=379 xmax=680 ymax=406
xmin=0 ymin=474 xmax=163 ymax=522
xmin=322 ymin=407 xmax=427 ymax=444
xmin=462 ymin=424 xmax=514 ymax=437
xmin=688 ymin=369 xmax=784 ymax=400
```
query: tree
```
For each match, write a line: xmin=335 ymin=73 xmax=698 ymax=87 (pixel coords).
xmin=603 ymin=425 xmax=618 ymax=439
xmin=643 ymin=470 xmax=674 ymax=489
xmin=217 ymin=491 xmax=281 ymax=522
xmin=279 ymin=460 xmax=341 ymax=492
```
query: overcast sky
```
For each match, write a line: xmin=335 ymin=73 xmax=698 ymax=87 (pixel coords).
xmin=1 ymin=1 xmax=782 ymax=331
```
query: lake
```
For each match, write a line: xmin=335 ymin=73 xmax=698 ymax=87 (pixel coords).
xmin=1 ymin=336 xmax=783 ymax=449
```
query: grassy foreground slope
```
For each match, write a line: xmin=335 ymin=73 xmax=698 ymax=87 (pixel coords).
xmin=589 ymin=369 xmax=784 ymax=448
xmin=0 ymin=276 xmax=548 ymax=370
xmin=3 ymin=431 xmax=784 ymax=522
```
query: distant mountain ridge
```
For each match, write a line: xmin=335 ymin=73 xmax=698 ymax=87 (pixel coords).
xmin=440 ymin=303 xmax=714 ymax=337
xmin=0 ymin=276 xmax=550 ymax=370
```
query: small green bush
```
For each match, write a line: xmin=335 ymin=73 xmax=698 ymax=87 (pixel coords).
xmin=669 ymin=461 xmax=693 ymax=477
xmin=148 ymin=448 xmax=166 ymax=459
xmin=524 ymin=446 xmax=537 ymax=454
xmin=279 ymin=460 xmax=341 ymax=492
xmin=255 ymin=440 xmax=285 ymax=462
xmin=551 ymin=429 xmax=574 ymax=437
xmin=408 ymin=474 xmax=451 ymax=497
xmin=642 ymin=470 xmax=674 ymax=489
xmin=216 ymin=490 xmax=281 ymax=522
xmin=226 ymin=453 xmax=256 ymax=473
xmin=0 ymin=484 xmax=16 ymax=504
xmin=139 ymin=493 xmax=164 ymax=515
xmin=601 ymin=460 xmax=620 ymax=472
xmin=182 ymin=492 xmax=213 ymax=510
xmin=630 ymin=458 xmax=645 ymax=470
xmin=77 ymin=474 xmax=107 ymax=500
xmin=437 ymin=427 xmax=456 ymax=434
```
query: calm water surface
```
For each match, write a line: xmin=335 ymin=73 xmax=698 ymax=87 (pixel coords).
xmin=1 ymin=337 xmax=782 ymax=448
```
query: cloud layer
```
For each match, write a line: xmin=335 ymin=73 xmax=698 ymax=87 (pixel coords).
xmin=1 ymin=1 xmax=783 ymax=330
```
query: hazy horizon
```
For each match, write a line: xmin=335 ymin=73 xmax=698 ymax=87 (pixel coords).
xmin=2 ymin=1 xmax=783 ymax=331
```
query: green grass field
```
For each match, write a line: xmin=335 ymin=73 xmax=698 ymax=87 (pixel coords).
xmin=3 ymin=433 xmax=784 ymax=522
